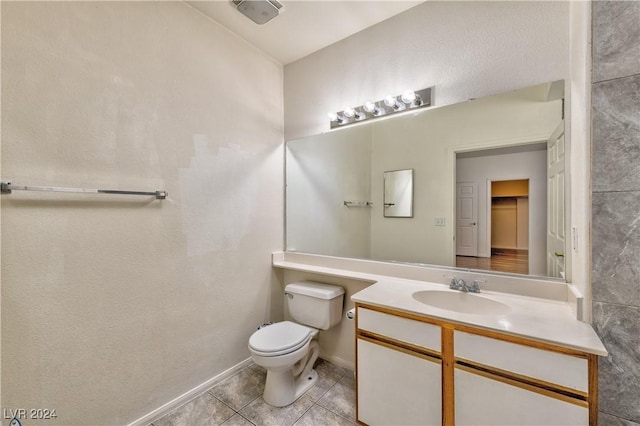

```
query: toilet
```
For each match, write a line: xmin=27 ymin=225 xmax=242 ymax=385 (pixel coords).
xmin=248 ymin=281 xmax=345 ymax=407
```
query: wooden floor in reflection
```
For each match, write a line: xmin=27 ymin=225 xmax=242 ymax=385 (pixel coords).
xmin=456 ymin=249 xmax=529 ymax=275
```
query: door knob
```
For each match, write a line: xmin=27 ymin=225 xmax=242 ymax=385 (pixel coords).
xmin=470 ymin=222 xmax=476 ymax=226
xmin=554 ymin=252 xmax=565 ymax=257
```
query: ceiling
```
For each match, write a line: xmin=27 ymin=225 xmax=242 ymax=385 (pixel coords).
xmin=187 ymin=0 xmax=425 ymax=65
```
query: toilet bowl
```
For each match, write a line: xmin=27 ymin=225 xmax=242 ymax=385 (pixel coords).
xmin=248 ymin=281 xmax=344 ymax=407
xmin=249 ymin=321 xmax=320 ymax=407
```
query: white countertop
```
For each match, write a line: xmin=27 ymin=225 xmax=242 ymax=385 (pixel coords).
xmin=273 ymin=251 xmax=607 ymax=356
xmin=352 ymin=279 xmax=607 ymax=356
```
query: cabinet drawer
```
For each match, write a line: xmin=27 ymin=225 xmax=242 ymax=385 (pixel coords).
xmin=358 ymin=307 xmax=440 ymax=352
xmin=455 ymin=331 xmax=588 ymax=392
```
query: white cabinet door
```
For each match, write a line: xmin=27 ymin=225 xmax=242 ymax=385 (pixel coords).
xmin=455 ymin=368 xmax=588 ymax=426
xmin=357 ymin=339 xmax=441 ymax=426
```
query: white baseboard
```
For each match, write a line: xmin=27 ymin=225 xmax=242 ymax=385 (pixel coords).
xmin=319 ymin=352 xmax=354 ymax=372
xmin=127 ymin=358 xmax=253 ymax=426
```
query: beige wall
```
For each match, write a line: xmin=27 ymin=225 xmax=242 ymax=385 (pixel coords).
xmin=1 ymin=2 xmax=283 ymax=424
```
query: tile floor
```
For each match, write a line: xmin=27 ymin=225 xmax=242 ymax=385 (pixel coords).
xmin=151 ymin=359 xmax=357 ymax=426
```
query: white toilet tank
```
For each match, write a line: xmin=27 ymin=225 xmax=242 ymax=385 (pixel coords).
xmin=285 ymin=281 xmax=345 ymax=330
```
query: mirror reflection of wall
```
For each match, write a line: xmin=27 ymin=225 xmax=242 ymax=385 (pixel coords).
xmin=285 ymin=81 xmax=566 ymax=279
xmin=286 ymin=125 xmax=372 ymax=259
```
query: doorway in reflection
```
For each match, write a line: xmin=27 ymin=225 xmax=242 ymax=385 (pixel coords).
xmin=456 ymin=145 xmax=546 ymax=275
xmin=457 ymin=179 xmax=530 ymax=274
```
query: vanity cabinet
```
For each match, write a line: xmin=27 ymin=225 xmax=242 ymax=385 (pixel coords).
xmin=355 ymin=304 xmax=598 ymax=426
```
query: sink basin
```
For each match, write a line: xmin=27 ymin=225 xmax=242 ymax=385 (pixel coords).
xmin=412 ymin=290 xmax=511 ymax=315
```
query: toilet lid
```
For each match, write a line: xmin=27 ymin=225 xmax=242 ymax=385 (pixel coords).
xmin=249 ymin=321 xmax=314 ymax=355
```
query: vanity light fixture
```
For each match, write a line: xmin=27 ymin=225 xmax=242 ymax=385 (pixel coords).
xmin=328 ymin=87 xmax=432 ymax=129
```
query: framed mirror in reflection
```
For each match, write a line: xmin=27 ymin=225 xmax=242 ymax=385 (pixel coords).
xmin=384 ymin=169 xmax=413 ymax=218
xmin=285 ymin=80 xmax=567 ymax=280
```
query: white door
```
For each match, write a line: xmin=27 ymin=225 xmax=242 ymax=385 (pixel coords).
xmin=547 ymin=123 xmax=565 ymax=278
xmin=456 ymin=182 xmax=478 ymax=256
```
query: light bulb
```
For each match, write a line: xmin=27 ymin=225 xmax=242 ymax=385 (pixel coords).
xmin=343 ymin=107 xmax=356 ymax=118
xmin=345 ymin=106 xmax=366 ymax=120
xmin=363 ymin=101 xmax=376 ymax=113
xmin=401 ymin=90 xmax=417 ymax=104
xmin=328 ymin=112 xmax=345 ymax=124
xmin=384 ymin=95 xmax=404 ymax=111
xmin=384 ymin=95 xmax=397 ymax=107
xmin=363 ymin=101 xmax=383 ymax=116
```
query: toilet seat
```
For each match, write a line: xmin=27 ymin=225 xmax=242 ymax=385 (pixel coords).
xmin=249 ymin=321 xmax=315 ymax=357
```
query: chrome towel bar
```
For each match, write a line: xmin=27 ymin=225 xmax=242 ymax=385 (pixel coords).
xmin=1 ymin=181 xmax=167 ymax=200
xmin=343 ymin=200 xmax=373 ymax=207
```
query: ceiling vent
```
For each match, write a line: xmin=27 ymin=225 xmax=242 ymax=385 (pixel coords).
xmin=232 ymin=0 xmax=284 ymax=25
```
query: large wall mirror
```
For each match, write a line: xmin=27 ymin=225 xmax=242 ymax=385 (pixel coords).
xmin=285 ymin=81 xmax=567 ymax=280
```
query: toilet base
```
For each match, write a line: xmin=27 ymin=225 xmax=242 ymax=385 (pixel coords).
xmin=294 ymin=369 xmax=318 ymax=400
xmin=262 ymin=340 xmax=320 ymax=407
xmin=263 ymin=368 xmax=318 ymax=407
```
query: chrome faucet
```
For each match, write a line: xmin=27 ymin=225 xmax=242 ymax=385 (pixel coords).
xmin=446 ymin=276 xmax=468 ymax=292
xmin=445 ymin=276 xmax=484 ymax=293
xmin=467 ymin=279 xmax=485 ymax=293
